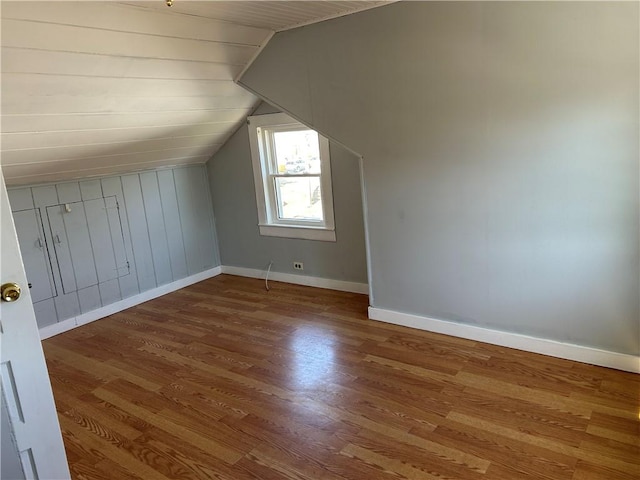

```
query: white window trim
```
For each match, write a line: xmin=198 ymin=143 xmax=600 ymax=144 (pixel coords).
xmin=248 ymin=112 xmax=336 ymax=242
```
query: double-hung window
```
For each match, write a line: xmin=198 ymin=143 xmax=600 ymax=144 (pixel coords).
xmin=248 ymin=112 xmax=336 ymax=242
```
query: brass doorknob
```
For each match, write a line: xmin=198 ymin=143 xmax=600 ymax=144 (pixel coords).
xmin=1 ymin=283 xmax=21 ymax=302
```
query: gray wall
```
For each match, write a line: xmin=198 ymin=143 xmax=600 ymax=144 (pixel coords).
xmin=8 ymin=165 xmax=219 ymax=329
xmin=240 ymin=2 xmax=640 ymax=354
xmin=207 ymin=103 xmax=368 ymax=283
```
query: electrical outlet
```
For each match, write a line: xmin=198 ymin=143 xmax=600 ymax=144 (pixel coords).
xmin=293 ymin=262 xmax=304 ymax=270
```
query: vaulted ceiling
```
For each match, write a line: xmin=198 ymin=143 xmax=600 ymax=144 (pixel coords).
xmin=1 ymin=1 xmax=392 ymax=185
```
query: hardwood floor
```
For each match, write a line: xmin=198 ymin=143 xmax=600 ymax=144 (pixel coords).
xmin=43 ymin=274 xmax=639 ymax=480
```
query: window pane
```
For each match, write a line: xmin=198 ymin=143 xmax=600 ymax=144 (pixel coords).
xmin=273 ymin=130 xmax=321 ymax=174
xmin=275 ymin=176 xmax=323 ymax=221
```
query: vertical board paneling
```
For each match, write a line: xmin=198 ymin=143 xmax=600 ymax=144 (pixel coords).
xmin=10 ymin=165 xmax=219 ymax=328
xmin=32 ymin=300 xmax=58 ymax=329
xmin=121 ymin=174 xmax=156 ymax=291
xmin=51 ymin=290 xmax=79 ymax=321
xmin=157 ymin=170 xmax=188 ymax=280
xmin=174 ymin=166 xmax=218 ymax=274
xmin=12 ymin=209 xmax=55 ymax=303
xmin=59 ymin=202 xmax=99 ymax=290
xmin=194 ymin=168 xmax=220 ymax=267
xmin=33 ymin=185 xmax=80 ymax=321
xmin=7 ymin=188 xmax=33 ymax=210
xmin=174 ymin=167 xmax=199 ymax=274
xmin=103 ymin=196 xmax=129 ymax=278
xmin=79 ymin=180 xmax=103 ymax=200
xmin=56 ymin=182 xmax=81 ymax=204
xmin=46 ymin=204 xmax=77 ymax=293
xmin=78 ymin=285 xmax=101 ymax=313
xmin=31 ymin=186 xmax=58 ymax=212
xmin=101 ymin=177 xmax=140 ymax=299
xmin=139 ymin=172 xmax=173 ymax=286
xmin=84 ymin=198 xmax=119 ymax=284
xmin=98 ymin=278 xmax=121 ymax=306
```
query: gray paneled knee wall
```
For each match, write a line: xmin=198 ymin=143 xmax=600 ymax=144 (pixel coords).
xmin=8 ymin=165 xmax=219 ymax=329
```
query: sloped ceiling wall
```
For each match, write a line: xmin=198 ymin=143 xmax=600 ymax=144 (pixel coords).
xmin=239 ymin=1 xmax=640 ymax=355
xmin=0 ymin=1 xmax=391 ymax=186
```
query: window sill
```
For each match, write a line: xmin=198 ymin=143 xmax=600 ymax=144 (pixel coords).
xmin=258 ymin=224 xmax=336 ymax=242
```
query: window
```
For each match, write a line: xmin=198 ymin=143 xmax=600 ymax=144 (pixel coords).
xmin=248 ymin=112 xmax=336 ymax=241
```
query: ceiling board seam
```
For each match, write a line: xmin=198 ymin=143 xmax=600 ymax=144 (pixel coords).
xmin=6 ymin=156 xmax=211 ymax=175
xmin=3 ymin=18 xmax=262 ymax=48
xmin=236 ymin=4 xmax=337 ymax=21
xmin=1 ymin=46 xmax=250 ymax=67
xmin=4 ymin=73 xmax=240 ymax=84
xmin=3 ymin=110 xmax=252 ymax=118
xmin=1 ymin=122 xmax=238 ymax=136
xmin=116 ymin=1 xmax=276 ymax=32
xmin=3 ymin=72 xmax=242 ymax=82
xmin=213 ymin=7 xmax=303 ymax=24
xmin=5 ymin=162 xmax=203 ymax=189
xmin=276 ymin=1 xmax=401 ymax=32
xmin=4 ymin=146 xmax=222 ymax=167
xmin=3 ymin=109 xmax=250 ymax=118
xmin=3 ymin=134 xmax=228 ymax=153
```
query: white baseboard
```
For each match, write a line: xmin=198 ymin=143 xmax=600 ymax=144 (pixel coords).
xmin=221 ymin=265 xmax=369 ymax=295
xmin=39 ymin=318 xmax=77 ymax=340
xmin=38 ymin=266 xmax=636 ymax=373
xmin=368 ymin=307 xmax=640 ymax=374
xmin=39 ymin=265 xmax=367 ymax=340
xmin=39 ymin=267 xmax=222 ymax=340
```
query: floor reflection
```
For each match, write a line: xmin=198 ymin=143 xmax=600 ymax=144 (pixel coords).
xmin=290 ymin=326 xmax=336 ymax=390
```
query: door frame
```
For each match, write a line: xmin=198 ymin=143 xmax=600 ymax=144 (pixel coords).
xmin=1 ymin=172 xmax=70 ymax=479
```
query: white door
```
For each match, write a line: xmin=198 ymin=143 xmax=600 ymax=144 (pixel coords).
xmin=0 ymin=172 xmax=70 ymax=479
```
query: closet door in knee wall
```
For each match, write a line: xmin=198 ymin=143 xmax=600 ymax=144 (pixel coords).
xmin=8 ymin=165 xmax=217 ymax=330
xmin=9 ymin=182 xmax=132 ymax=328
xmin=45 ymin=197 xmax=130 ymax=310
xmin=12 ymin=208 xmax=57 ymax=304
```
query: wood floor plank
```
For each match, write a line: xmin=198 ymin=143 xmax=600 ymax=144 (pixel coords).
xmin=445 ymin=386 xmax=590 ymax=447
xmin=76 ymin=392 xmax=154 ymax=434
xmin=92 ymin=387 xmax=246 ymax=465
xmin=140 ymin=427 xmax=258 ymax=480
xmin=454 ymin=370 xmax=594 ymax=419
xmin=447 ymin=411 xmax=639 ymax=475
xmin=340 ymin=443 xmax=450 ymax=480
xmin=571 ymin=460 xmax=640 ymax=480
xmin=587 ymin=411 xmax=640 ymax=440
xmin=42 ymin=274 xmax=639 ymax=480
xmin=89 ymin=458 xmax=146 ymax=480
xmin=462 ymin=355 xmax=604 ymax=394
xmin=44 ymin=341 xmax=163 ymax=391
xmin=340 ymin=427 xmax=489 ymax=479
xmin=310 ymin=381 xmax=443 ymax=433
xmin=423 ymin=419 xmax=578 ymax=479
xmin=241 ymin=441 xmax=349 ymax=480
xmin=58 ymin=414 xmax=173 ymax=480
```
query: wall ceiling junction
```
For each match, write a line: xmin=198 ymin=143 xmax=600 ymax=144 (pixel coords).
xmin=1 ymin=1 xmax=392 ymax=185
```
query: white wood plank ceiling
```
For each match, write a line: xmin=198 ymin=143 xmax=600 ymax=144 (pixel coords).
xmin=1 ymin=1 xmax=392 ymax=185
